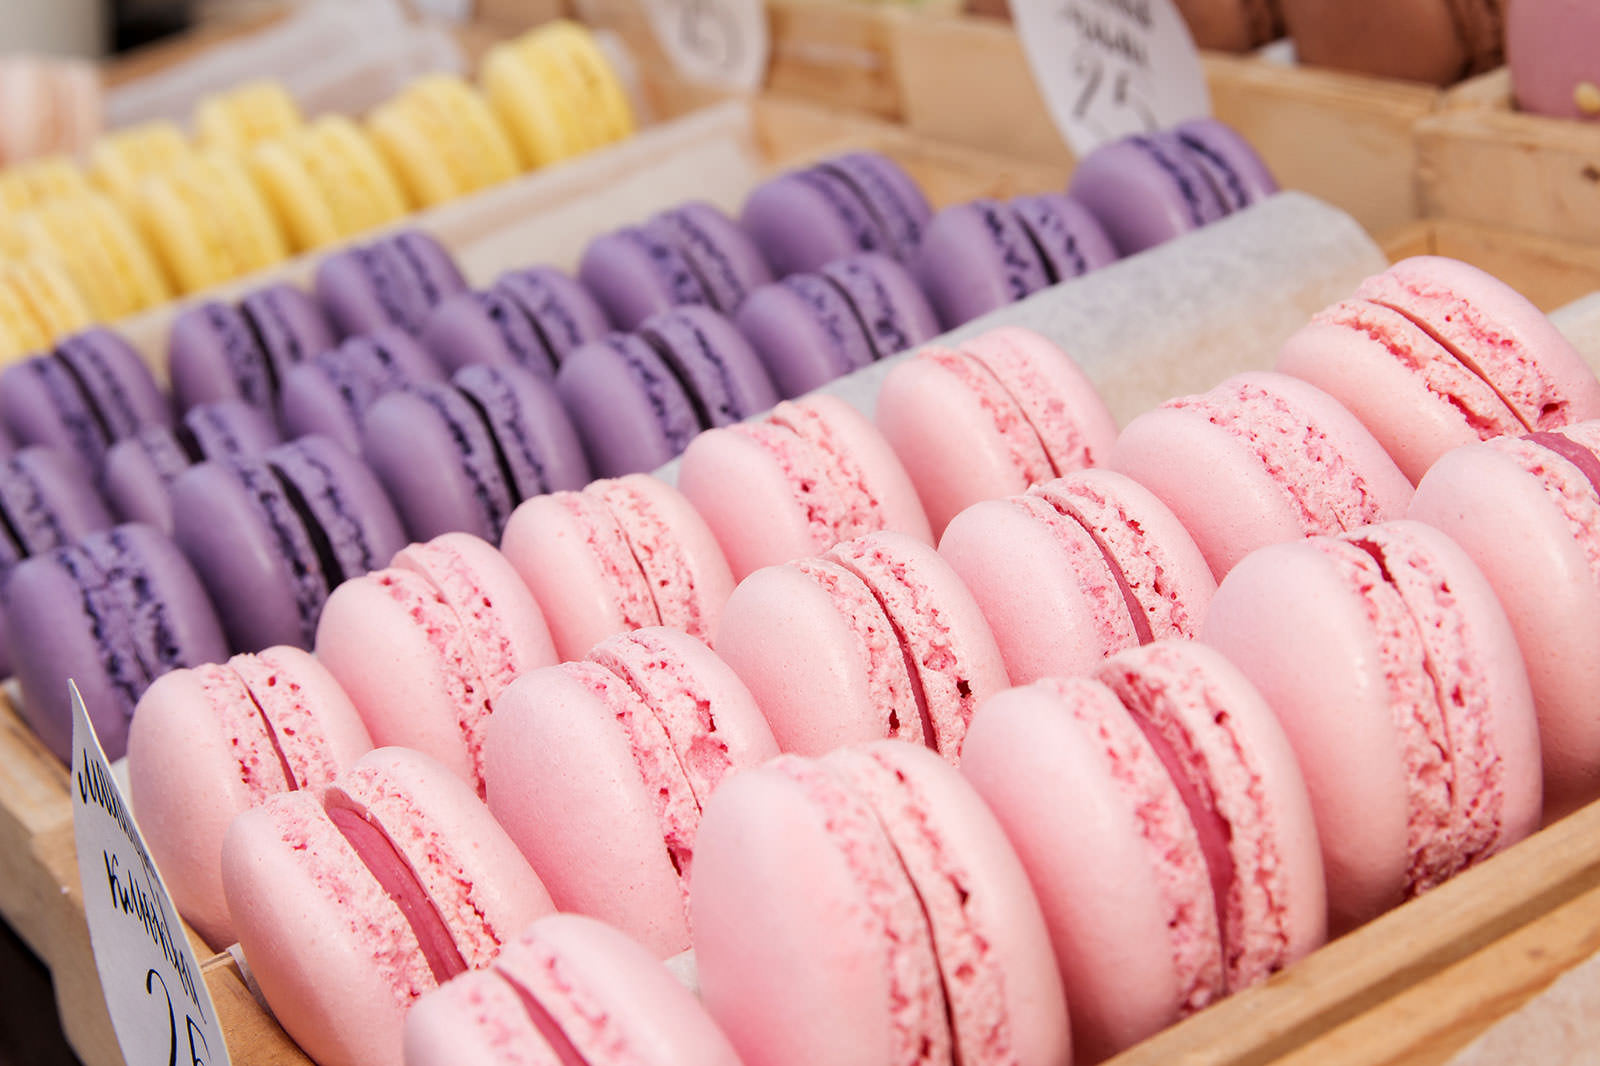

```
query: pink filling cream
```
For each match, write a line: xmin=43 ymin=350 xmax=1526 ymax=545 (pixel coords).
xmin=921 ymin=347 xmax=1055 ymax=487
xmin=1026 ymin=486 xmax=1153 ymax=644
xmin=396 ymin=540 xmax=525 ymax=701
xmin=557 ymin=491 xmax=658 ymax=630
xmin=746 ymin=400 xmax=886 ymax=550
xmin=1007 ymin=494 xmax=1139 ymax=657
xmin=1497 ymin=427 xmax=1600 ymax=580
xmin=496 ymin=969 xmax=593 ymax=1066
xmin=591 ymin=479 xmax=706 ymax=640
xmin=496 ymin=935 xmax=642 ymax=1066
xmin=232 ymin=650 xmax=344 ymax=793
xmin=965 ymin=328 xmax=1100 ymax=473
xmin=201 ymin=663 xmax=294 ymax=803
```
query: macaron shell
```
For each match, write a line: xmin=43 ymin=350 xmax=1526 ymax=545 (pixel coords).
xmin=740 ymin=169 xmax=881 ymax=279
xmin=1069 ymin=136 xmax=1219 ymax=256
xmin=361 ymin=385 xmax=509 ymax=542
xmin=914 ymin=200 xmax=1050 ymax=330
xmin=278 ymin=331 xmax=444 ymax=453
xmin=734 ymin=275 xmax=875 ymax=399
xmin=1172 ymin=118 xmax=1279 ymax=208
xmin=558 ymin=333 xmax=701 ymax=477
xmin=650 ymin=201 xmax=774 ymax=313
xmin=579 ymin=227 xmax=711 ymax=332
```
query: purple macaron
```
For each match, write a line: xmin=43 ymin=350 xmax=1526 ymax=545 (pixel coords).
xmin=734 ymin=252 xmax=940 ymax=398
xmin=5 ymin=523 xmax=228 ymax=760
xmin=362 ymin=363 xmax=590 ymax=542
xmin=277 ymin=329 xmax=443 ymax=453
xmin=421 ymin=265 xmax=610 ymax=377
xmin=578 ymin=202 xmax=773 ymax=332
xmin=101 ymin=401 xmax=280 ymax=534
xmin=168 ymin=285 xmax=337 ymax=414
xmin=170 ymin=435 xmax=405 ymax=652
xmin=915 ymin=194 xmax=1120 ymax=329
xmin=0 ymin=329 xmax=171 ymax=471
xmin=556 ymin=305 xmax=780 ymax=477
xmin=314 ymin=229 xmax=469 ymax=338
xmin=740 ymin=152 xmax=934 ymax=278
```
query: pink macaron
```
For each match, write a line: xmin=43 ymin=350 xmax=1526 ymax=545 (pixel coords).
xmin=678 ymin=393 xmax=933 ymax=579
xmin=875 ymin=326 xmax=1118 ymax=536
xmin=404 ymin=913 xmax=743 ymax=1066
xmin=961 ymin=638 xmax=1327 ymax=1060
xmin=315 ymin=532 xmax=558 ymax=794
xmin=691 ymin=739 xmax=1071 ymax=1066
xmin=222 ymin=746 xmax=556 ymax=1066
xmin=499 ymin=473 xmax=735 ymax=661
xmin=715 ymin=530 xmax=1010 ymax=760
xmin=127 ymin=646 xmax=373 ymax=949
xmin=1110 ymin=370 xmax=1414 ymax=577
xmin=1276 ymin=256 xmax=1600 ymax=482
xmin=1203 ymin=519 xmax=1542 ymax=933
xmin=484 ymin=626 xmax=778 ymax=958
xmin=939 ymin=469 xmax=1216 ymax=685
xmin=1409 ymin=421 xmax=1600 ymax=820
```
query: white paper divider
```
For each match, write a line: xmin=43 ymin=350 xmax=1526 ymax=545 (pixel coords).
xmin=1552 ymin=292 xmax=1600 ymax=373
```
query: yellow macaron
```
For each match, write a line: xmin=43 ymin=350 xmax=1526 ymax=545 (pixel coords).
xmin=194 ymin=80 xmax=303 ymax=155
xmin=0 ymin=257 xmax=92 ymax=363
xmin=482 ymin=20 xmax=635 ymax=169
xmin=14 ymin=192 xmax=171 ymax=321
xmin=251 ymin=115 xmax=410 ymax=252
xmin=0 ymin=156 xmax=92 ymax=218
xmin=367 ymin=75 xmax=520 ymax=209
xmin=137 ymin=151 xmax=288 ymax=295
xmin=89 ymin=122 xmax=194 ymax=211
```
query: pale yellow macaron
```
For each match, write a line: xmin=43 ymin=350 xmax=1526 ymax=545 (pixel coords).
xmin=0 ymin=155 xmax=92 ymax=218
xmin=13 ymin=191 xmax=171 ymax=321
xmin=482 ymin=20 xmax=634 ymax=169
xmin=89 ymin=121 xmax=194 ymax=211
xmin=251 ymin=115 xmax=409 ymax=252
xmin=0 ymin=256 xmax=92 ymax=363
xmin=367 ymin=75 xmax=520 ymax=208
xmin=194 ymin=80 xmax=303 ymax=155
xmin=137 ymin=151 xmax=288 ymax=295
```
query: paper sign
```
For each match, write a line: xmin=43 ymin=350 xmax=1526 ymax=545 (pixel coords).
xmin=641 ymin=0 xmax=769 ymax=93
xmin=1011 ymin=0 xmax=1211 ymax=156
xmin=71 ymin=682 xmax=231 ymax=1066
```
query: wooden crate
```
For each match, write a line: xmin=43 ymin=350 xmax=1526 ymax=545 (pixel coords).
xmin=1419 ymin=68 xmax=1600 ymax=246
xmin=1380 ymin=216 xmax=1600 ymax=313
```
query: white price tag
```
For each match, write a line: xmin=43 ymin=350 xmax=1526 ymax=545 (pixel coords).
xmin=71 ymin=682 xmax=231 ymax=1066
xmin=642 ymin=0 xmax=769 ymax=93
xmin=1012 ymin=0 xmax=1211 ymax=156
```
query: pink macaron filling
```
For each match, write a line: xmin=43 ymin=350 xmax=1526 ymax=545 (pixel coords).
xmin=1525 ymin=430 xmax=1600 ymax=501
xmin=558 ymin=490 xmax=660 ymax=631
xmin=1495 ymin=425 xmax=1600 ymax=579
xmin=494 ymin=966 xmax=591 ymax=1066
xmin=229 ymin=650 xmax=347 ymax=794
xmin=1026 ymin=487 xmax=1154 ymax=645
xmin=394 ymin=539 xmax=526 ymax=699
xmin=592 ymin=478 xmax=708 ymax=640
xmin=201 ymin=662 xmax=296 ymax=801
xmin=735 ymin=401 xmax=886 ymax=550
xmin=964 ymin=327 xmax=1104 ymax=475
xmin=920 ymin=346 xmax=1056 ymax=487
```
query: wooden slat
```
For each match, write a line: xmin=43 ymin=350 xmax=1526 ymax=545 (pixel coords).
xmin=1377 ymin=218 xmax=1600 ymax=312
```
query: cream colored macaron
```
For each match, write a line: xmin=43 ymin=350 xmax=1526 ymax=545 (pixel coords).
xmin=367 ymin=76 xmax=519 ymax=209
xmin=138 ymin=151 xmax=288 ymax=294
xmin=251 ymin=115 xmax=409 ymax=252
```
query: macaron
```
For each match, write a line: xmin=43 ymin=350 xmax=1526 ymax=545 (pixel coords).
xmin=939 ymin=470 xmax=1216 ymax=685
xmin=1408 ymin=421 xmax=1600 ymax=820
xmin=362 ymin=363 xmax=590 ymax=542
xmin=5 ymin=523 xmax=229 ymax=760
xmin=577 ymin=202 xmax=773 ymax=331
xmin=961 ymin=639 xmax=1327 ymax=1059
xmin=11 ymin=191 xmax=171 ymax=320
xmin=126 ymin=645 xmax=373 ymax=949
xmin=136 ymin=150 xmax=289 ymax=294
xmin=366 ymin=75 xmax=520 ymax=208
xmin=691 ymin=740 xmax=1070 ymax=1066
xmin=1277 ymin=255 xmax=1600 ymax=482
xmin=1508 ymin=0 xmax=1600 ymax=119
xmin=0 ymin=257 xmax=93 ymax=363
xmin=222 ymin=746 xmax=555 ymax=1066
xmin=1283 ymin=0 xmax=1502 ymax=85
xmin=499 ymin=473 xmax=735 ymax=661
xmin=740 ymin=152 xmax=934 ymax=277
xmin=876 ymin=325 xmax=1119 ymax=536
xmin=0 ymin=154 xmax=91 ymax=216
xmin=677 ymin=393 xmax=933 ymax=579
xmin=101 ymin=400 xmax=281 ymax=533
xmin=1203 ymin=520 xmax=1543 ymax=933
xmin=1173 ymin=0 xmax=1285 ymax=51
xmin=1109 ymin=370 xmax=1414 ymax=577
xmin=86 ymin=121 xmax=191 ymax=212
xmin=315 ymin=532 xmax=559 ymax=793
xmin=556 ymin=306 xmax=779 ymax=477
xmin=1171 ymin=117 xmax=1280 ymax=213
xmin=484 ymin=626 xmax=778 ymax=956
xmin=278 ymin=329 xmax=444 ymax=454
xmin=420 ymin=265 xmax=610 ymax=376
xmin=715 ymin=530 xmax=1009 ymax=759
xmin=171 ymin=435 xmax=406 ymax=651
xmin=0 ymin=328 xmax=170 ymax=471
xmin=249 ymin=114 xmax=410 ymax=252
xmin=168 ymin=283 xmax=337 ymax=413
xmin=193 ymin=79 xmax=302 ymax=154
xmin=914 ymin=193 xmax=1119 ymax=329
xmin=314 ymin=229 xmax=469 ymax=338
xmin=734 ymin=252 xmax=941 ymax=398
xmin=480 ymin=19 xmax=636 ymax=168
xmin=404 ymin=914 xmax=740 ymax=1066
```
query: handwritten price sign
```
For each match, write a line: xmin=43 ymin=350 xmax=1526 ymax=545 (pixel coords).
xmin=71 ymin=683 xmax=231 ymax=1066
xmin=1013 ymin=0 xmax=1210 ymax=155
xmin=643 ymin=0 xmax=769 ymax=92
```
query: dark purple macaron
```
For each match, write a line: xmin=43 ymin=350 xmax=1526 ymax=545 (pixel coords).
xmin=740 ymin=152 xmax=934 ymax=278
xmin=362 ymin=363 xmax=590 ymax=543
xmin=314 ymin=229 xmax=468 ymax=338
xmin=1171 ymin=117 xmax=1278 ymax=214
xmin=170 ymin=435 xmax=405 ymax=652
xmin=277 ymin=329 xmax=442 ymax=453
xmin=914 ymin=193 xmax=1120 ymax=329
xmin=556 ymin=306 xmax=780 ymax=477
xmin=0 ymin=329 xmax=170 ymax=471
xmin=734 ymin=252 xmax=940 ymax=399
xmin=168 ymin=284 xmax=336 ymax=414
xmin=420 ymin=265 xmax=610 ymax=377
xmin=577 ymin=201 xmax=773 ymax=331
xmin=101 ymin=401 xmax=280 ymax=534
xmin=5 ymin=523 xmax=228 ymax=760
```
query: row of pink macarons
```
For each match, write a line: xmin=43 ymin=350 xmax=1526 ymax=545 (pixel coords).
xmin=123 ymin=252 xmax=1600 ymax=1065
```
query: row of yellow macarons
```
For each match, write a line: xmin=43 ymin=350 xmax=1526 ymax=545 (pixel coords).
xmin=0 ymin=20 xmax=635 ymax=361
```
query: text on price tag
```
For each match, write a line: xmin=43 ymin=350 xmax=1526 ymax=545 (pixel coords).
xmin=642 ymin=0 xmax=770 ymax=92
xmin=71 ymin=682 xmax=231 ymax=1066
xmin=1012 ymin=0 xmax=1211 ymax=156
